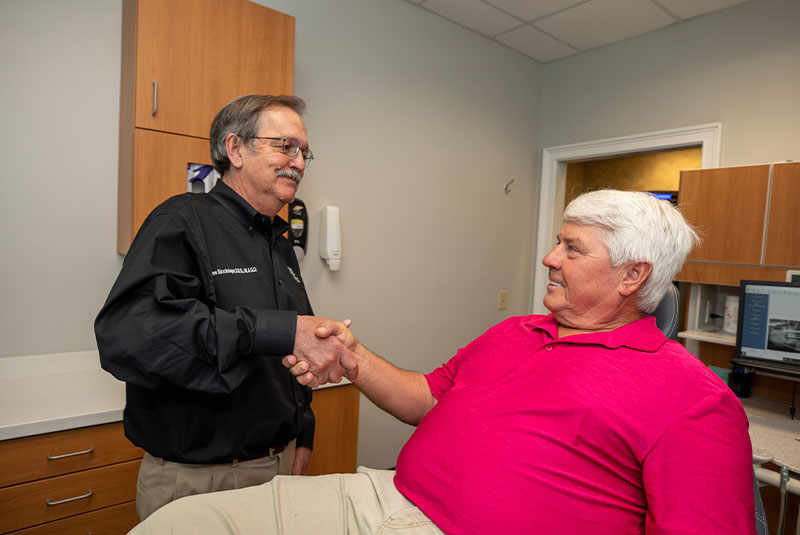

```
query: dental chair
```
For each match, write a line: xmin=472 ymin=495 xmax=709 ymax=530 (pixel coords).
xmin=652 ymin=284 xmax=768 ymax=535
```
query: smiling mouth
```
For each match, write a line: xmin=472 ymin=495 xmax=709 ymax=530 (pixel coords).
xmin=548 ymin=281 xmax=564 ymax=288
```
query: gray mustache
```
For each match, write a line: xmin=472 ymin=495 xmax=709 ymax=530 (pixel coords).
xmin=276 ymin=169 xmax=301 ymax=183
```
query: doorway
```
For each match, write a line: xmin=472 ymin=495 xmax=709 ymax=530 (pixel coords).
xmin=529 ymin=123 xmax=722 ymax=314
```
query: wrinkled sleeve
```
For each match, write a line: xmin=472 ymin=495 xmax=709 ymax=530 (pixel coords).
xmin=94 ymin=212 xmax=297 ymax=393
xmin=642 ymin=390 xmax=755 ymax=535
xmin=297 ymin=385 xmax=315 ymax=449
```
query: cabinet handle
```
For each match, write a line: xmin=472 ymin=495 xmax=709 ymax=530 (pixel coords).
xmin=46 ymin=489 xmax=93 ymax=506
xmin=47 ymin=446 xmax=94 ymax=460
xmin=152 ymin=81 xmax=158 ymax=116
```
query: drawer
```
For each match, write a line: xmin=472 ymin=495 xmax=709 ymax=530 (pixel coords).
xmin=0 ymin=422 xmax=143 ymax=488
xmin=0 ymin=458 xmax=140 ymax=533
xmin=11 ymin=501 xmax=139 ymax=535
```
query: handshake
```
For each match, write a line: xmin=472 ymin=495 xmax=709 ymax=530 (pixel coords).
xmin=285 ymin=316 xmax=360 ymax=388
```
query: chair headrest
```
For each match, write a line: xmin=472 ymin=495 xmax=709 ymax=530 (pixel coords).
xmin=651 ymin=284 xmax=679 ymax=338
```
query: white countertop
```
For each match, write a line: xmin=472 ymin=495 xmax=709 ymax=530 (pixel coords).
xmin=741 ymin=396 xmax=800 ymax=473
xmin=0 ymin=351 xmax=125 ymax=441
xmin=0 ymin=350 xmax=350 ymax=442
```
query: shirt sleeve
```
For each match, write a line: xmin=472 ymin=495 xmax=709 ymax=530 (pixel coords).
xmin=297 ymin=385 xmax=315 ymax=449
xmin=642 ymin=390 xmax=755 ymax=535
xmin=94 ymin=211 xmax=297 ymax=393
xmin=425 ymin=354 xmax=458 ymax=400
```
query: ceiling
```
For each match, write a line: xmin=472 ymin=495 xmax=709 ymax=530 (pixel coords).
xmin=400 ymin=0 xmax=751 ymax=63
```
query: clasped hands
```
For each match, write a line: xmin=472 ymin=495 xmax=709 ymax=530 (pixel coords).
xmin=286 ymin=316 xmax=359 ymax=388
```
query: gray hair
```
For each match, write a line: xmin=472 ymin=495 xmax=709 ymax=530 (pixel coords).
xmin=563 ymin=189 xmax=699 ymax=314
xmin=209 ymin=94 xmax=306 ymax=175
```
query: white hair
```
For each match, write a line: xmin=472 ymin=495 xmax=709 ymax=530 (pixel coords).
xmin=563 ymin=190 xmax=699 ymax=314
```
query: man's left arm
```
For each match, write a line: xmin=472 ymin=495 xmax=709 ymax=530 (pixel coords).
xmin=642 ymin=391 xmax=754 ymax=534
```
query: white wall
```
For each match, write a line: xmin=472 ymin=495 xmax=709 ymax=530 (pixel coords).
xmin=539 ymin=0 xmax=800 ymax=166
xmin=0 ymin=0 xmax=542 ymax=468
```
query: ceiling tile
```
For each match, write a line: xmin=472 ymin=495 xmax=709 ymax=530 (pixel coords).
xmin=496 ymin=25 xmax=577 ymax=62
xmin=655 ymin=0 xmax=751 ymax=20
xmin=486 ymin=0 xmax=586 ymax=22
xmin=422 ymin=0 xmax=522 ymax=37
xmin=535 ymin=0 xmax=677 ymax=50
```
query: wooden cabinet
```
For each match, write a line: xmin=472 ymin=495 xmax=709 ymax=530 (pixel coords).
xmin=765 ymin=162 xmax=800 ymax=267
xmin=0 ymin=422 xmax=143 ymax=534
xmin=118 ymin=0 xmax=295 ymax=253
xmin=676 ymin=162 xmax=800 ymax=285
xmin=307 ymin=385 xmax=360 ymax=476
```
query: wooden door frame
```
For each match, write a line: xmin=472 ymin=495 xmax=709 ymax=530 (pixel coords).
xmin=530 ymin=123 xmax=723 ymax=314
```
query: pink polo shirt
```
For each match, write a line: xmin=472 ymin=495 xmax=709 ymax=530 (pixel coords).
xmin=394 ymin=315 xmax=754 ymax=535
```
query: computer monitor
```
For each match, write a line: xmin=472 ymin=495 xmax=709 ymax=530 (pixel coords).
xmin=734 ymin=280 xmax=800 ymax=371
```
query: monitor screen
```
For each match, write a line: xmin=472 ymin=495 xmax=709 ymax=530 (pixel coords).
xmin=735 ymin=280 xmax=800 ymax=366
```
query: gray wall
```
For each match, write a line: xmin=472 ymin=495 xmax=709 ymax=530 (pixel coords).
xmin=0 ymin=1 xmax=123 ymax=358
xmin=539 ymin=0 xmax=800 ymax=166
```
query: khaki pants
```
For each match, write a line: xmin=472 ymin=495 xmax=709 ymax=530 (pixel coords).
xmin=136 ymin=440 xmax=296 ymax=521
xmin=130 ymin=467 xmax=444 ymax=535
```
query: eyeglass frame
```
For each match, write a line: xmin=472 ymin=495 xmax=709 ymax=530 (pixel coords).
xmin=248 ymin=136 xmax=314 ymax=166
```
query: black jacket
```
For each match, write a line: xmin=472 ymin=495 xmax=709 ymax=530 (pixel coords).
xmin=95 ymin=180 xmax=314 ymax=463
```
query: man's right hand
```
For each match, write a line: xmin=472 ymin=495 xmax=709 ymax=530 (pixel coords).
xmin=290 ymin=316 xmax=358 ymax=388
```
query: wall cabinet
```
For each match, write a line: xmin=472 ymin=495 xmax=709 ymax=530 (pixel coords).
xmin=118 ymin=0 xmax=295 ymax=253
xmin=0 ymin=422 xmax=143 ymax=534
xmin=676 ymin=162 xmax=800 ymax=286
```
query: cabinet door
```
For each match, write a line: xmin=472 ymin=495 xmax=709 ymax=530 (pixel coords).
xmin=679 ymin=165 xmax=770 ymax=264
xmin=764 ymin=162 xmax=800 ymax=266
xmin=120 ymin=129 xmax=212 ymax=251
xmin=133 ymin=0 xmax=294 ymax=138
xmin=307 ymin=385 xmax=360 ymax=476
xmin=133 ymin=129 xmax=212 ymax=233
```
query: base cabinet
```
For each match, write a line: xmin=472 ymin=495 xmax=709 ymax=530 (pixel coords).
xmin=307 ymin=384 xmax=360 ymax=476
xmin=0 ymin=422 xmax=143 ymax=535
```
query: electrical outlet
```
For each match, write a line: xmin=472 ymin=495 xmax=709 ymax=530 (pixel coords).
xmin=497 ymin=290 xmax=508 ymax=310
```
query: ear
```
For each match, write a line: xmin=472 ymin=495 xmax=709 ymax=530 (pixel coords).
xmin=225 ymin=133 xmax=246 ymax=170
xmin=619 ymin=261 xmax=652 ymax=297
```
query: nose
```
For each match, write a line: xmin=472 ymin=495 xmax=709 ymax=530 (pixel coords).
xmin=288 ymin=151 xmax=306 ymax=172
xmin=542 ymin=245 xmax=560 ymax=269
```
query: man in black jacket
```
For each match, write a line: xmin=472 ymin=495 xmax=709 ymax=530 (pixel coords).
xmin=95 ymin=95 xmax=353 ymax=520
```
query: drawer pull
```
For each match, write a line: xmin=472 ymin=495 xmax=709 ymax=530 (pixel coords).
xmin=47 ymin=446 xmax=94 ymax=460
xmin=46 ymin=489 xmax=93 ymax=506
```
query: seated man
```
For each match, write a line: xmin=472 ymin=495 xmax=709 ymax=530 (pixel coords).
xmin=131 ymin=190 xmax=754 ymax=535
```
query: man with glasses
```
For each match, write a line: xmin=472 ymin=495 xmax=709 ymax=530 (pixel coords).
xmin=95 ymin=95 xmax=354 ymax=520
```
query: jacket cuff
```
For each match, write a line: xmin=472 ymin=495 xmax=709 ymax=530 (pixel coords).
xmin=252 ymin=309 xmax=298 ymax=356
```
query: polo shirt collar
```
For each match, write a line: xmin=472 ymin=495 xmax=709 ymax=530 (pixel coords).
xmin=525 ymin=314 xmax=665 ymax=352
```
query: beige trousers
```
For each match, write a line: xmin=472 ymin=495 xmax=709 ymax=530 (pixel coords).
xmin=136 ymin=440 xmax=296 ymax=521
xmin=129 ymin=467 xmax=444 ymax=535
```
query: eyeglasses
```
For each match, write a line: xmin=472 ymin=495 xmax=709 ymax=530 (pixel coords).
xmin=249 ymin=136 xmax=314 ymax=166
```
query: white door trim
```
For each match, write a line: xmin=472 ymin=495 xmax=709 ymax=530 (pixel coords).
xmin=530 ymin=123 xmax=723 ymax=314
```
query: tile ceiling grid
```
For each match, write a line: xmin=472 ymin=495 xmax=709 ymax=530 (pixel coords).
xmin=403 ymin=0 xmax=751 ymax=63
